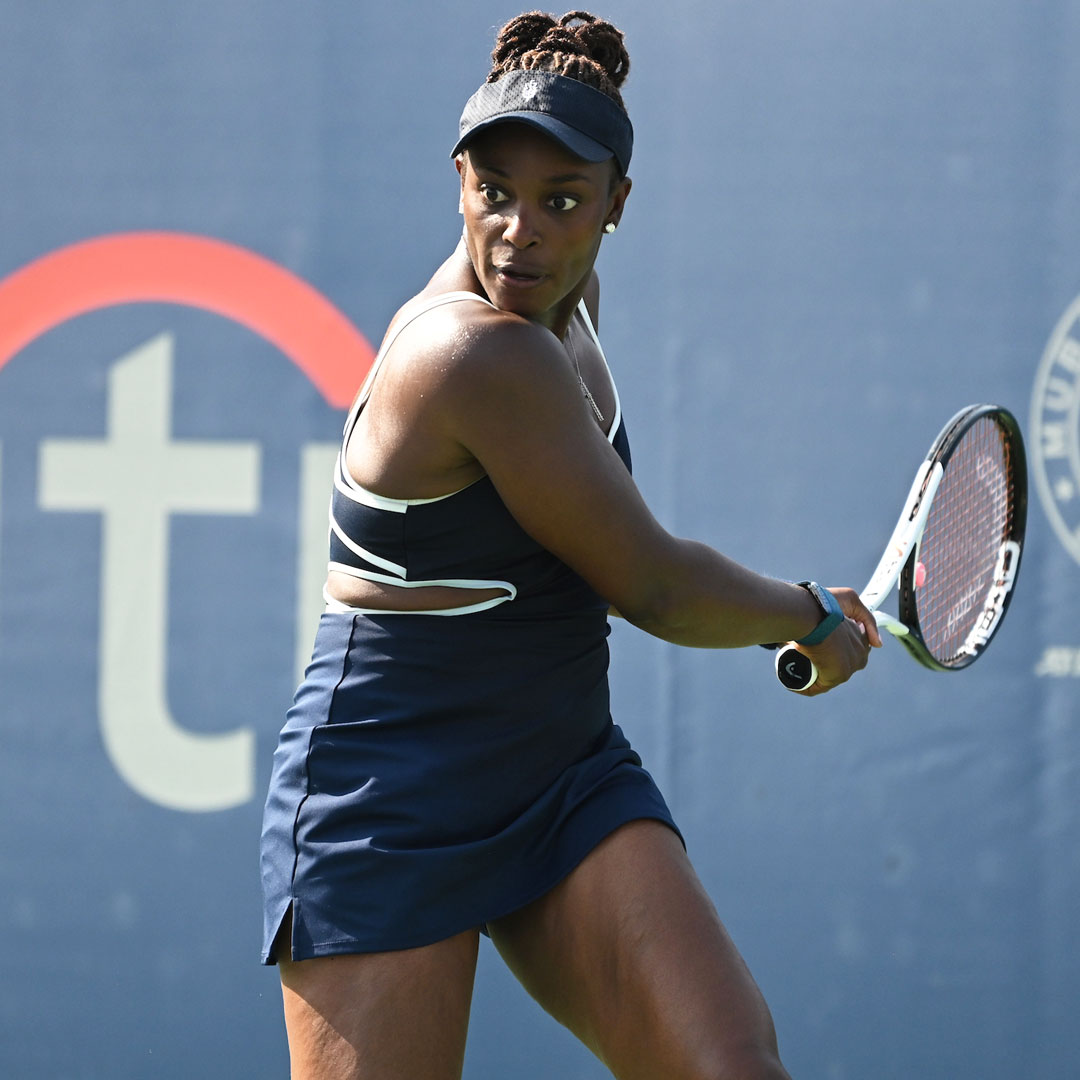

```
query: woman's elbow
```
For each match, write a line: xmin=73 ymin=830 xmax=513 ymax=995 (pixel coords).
xmin=614 ymin=585 xmax=690 ymax=643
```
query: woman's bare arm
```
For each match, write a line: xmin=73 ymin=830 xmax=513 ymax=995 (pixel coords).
xmin=431 ymin=311 xmax=878 ymax=687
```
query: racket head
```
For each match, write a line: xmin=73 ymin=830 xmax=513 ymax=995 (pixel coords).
xmin=896 ymin=404 xmax=1027 ymax=670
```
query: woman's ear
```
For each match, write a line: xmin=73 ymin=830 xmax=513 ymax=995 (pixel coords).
xmin=607 ymin=174 xmax=632 ymax=230
xmin=455 ymin=155 xmax=466 ymax=214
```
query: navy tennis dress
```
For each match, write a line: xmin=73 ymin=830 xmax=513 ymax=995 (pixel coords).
xmin=260 ymin=293 xmax=679 ymax=962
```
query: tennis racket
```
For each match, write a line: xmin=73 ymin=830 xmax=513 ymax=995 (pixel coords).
xmin=776 ymin=403 xmax=1027 ymax=692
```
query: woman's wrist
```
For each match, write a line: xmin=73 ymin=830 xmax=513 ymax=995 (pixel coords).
xmin=792 ymin=581 xmax=845 ymax=645
xmin=758 ymin=580 xmax=844 ymax=650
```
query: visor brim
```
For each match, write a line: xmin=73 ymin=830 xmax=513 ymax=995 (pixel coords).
xmin=451 ymin=113 xmax=615 ymax=167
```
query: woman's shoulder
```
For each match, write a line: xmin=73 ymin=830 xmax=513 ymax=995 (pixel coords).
xmin=391 ymin=289 xmax=562 ymax=384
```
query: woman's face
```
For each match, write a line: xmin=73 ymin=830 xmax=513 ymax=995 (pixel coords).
xmin=457 ymin=123 xmax=630 ymax=331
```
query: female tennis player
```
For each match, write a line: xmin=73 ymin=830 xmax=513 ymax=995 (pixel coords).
xmin=261 ymin=11 xmax=880 ymax=1079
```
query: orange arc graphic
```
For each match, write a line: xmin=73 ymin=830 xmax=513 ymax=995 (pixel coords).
xmin=0 ymin=232 xmax=374 ymax=409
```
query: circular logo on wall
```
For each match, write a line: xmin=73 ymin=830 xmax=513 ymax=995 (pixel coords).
xmin=1031 ymin=293 xmax=1080 ymax=566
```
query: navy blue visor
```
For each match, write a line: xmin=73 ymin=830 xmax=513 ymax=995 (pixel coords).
xmin=451 ymin=70 xmax=633 ymax=177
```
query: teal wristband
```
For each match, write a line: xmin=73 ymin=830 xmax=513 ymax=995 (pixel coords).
xmin=794 ymin=581 xmax=845 ymax=646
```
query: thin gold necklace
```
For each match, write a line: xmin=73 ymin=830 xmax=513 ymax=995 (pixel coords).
xmin=566 ymin=330 xmax=605 ymax=425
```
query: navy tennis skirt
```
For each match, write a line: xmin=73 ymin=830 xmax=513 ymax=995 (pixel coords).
xmin=260 ymin=607 xmax=678 ymax=962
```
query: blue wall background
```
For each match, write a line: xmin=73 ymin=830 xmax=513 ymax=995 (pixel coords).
xmin=1 ymin=2 xmax=1078 ymax=1077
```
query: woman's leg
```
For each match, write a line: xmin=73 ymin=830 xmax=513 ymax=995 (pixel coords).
xmin=487 ymin=820 xmax=791 ymax=1080
xmin=275 ymin=913 xmax=480 ymax=1080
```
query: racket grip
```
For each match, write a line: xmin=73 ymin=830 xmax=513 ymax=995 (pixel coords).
xmin=775 ymin=646 xmax=818 ymax=692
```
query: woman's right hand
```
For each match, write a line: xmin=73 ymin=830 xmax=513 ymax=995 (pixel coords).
xmin=791 ymin=586 xmax=882 ymax=696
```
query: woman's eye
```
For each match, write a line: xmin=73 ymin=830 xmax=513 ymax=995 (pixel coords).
xmin=481 ymin=185 xmax=508 ymax=204
xmin=549 ymin=195 xmax=580 ymax=211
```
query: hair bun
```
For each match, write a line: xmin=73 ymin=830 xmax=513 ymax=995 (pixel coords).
xmin=487 ymin=10 xmax=630 ymax=107
xmin=488 ymin=11 xmax=558 ymax=77
xmin=540 ymin=25 xmax=590 ymax=58
xmin=561 ymin=14 xmax=628 ymax=87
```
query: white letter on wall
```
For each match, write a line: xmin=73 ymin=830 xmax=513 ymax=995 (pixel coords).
xmin=39 ymin=334 xmax=260 ymax=811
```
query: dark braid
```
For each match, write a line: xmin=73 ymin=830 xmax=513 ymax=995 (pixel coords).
xmin=488 ymin=11 xmax=558 ymax=75
xmin=486 ymin=10 xmax=630 ymax=110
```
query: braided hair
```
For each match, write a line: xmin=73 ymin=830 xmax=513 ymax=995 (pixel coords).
xmin=487 ymin=11 xmax=629 ymax=111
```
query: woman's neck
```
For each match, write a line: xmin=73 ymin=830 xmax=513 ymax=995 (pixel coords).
xmin=427 ymin=240 xmax=584 ymax=340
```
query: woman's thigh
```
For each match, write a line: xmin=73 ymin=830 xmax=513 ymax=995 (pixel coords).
xmin=276 ymin=914 xmax=480 ymax=1080
xmin=487 ymin=820 xmax=790 ymax=1080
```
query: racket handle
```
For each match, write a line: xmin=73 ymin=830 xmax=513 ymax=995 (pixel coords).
xmin=775 ymin=646 xmax=817 ymax=692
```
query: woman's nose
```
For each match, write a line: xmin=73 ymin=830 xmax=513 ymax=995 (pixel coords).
xmin=502 ymin=208 xmax=539 ymax=247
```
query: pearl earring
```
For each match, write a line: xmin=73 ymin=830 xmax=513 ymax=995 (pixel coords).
xmin=604 ymin=222 xmax=616 ymax=234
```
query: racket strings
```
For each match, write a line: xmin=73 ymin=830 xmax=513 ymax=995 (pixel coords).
xmin=913 ymin=416 xmax=1015 ymax=664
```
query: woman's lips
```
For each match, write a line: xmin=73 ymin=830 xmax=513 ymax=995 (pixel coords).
xmin=493 ymin=264 xmax=545 ymax=288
